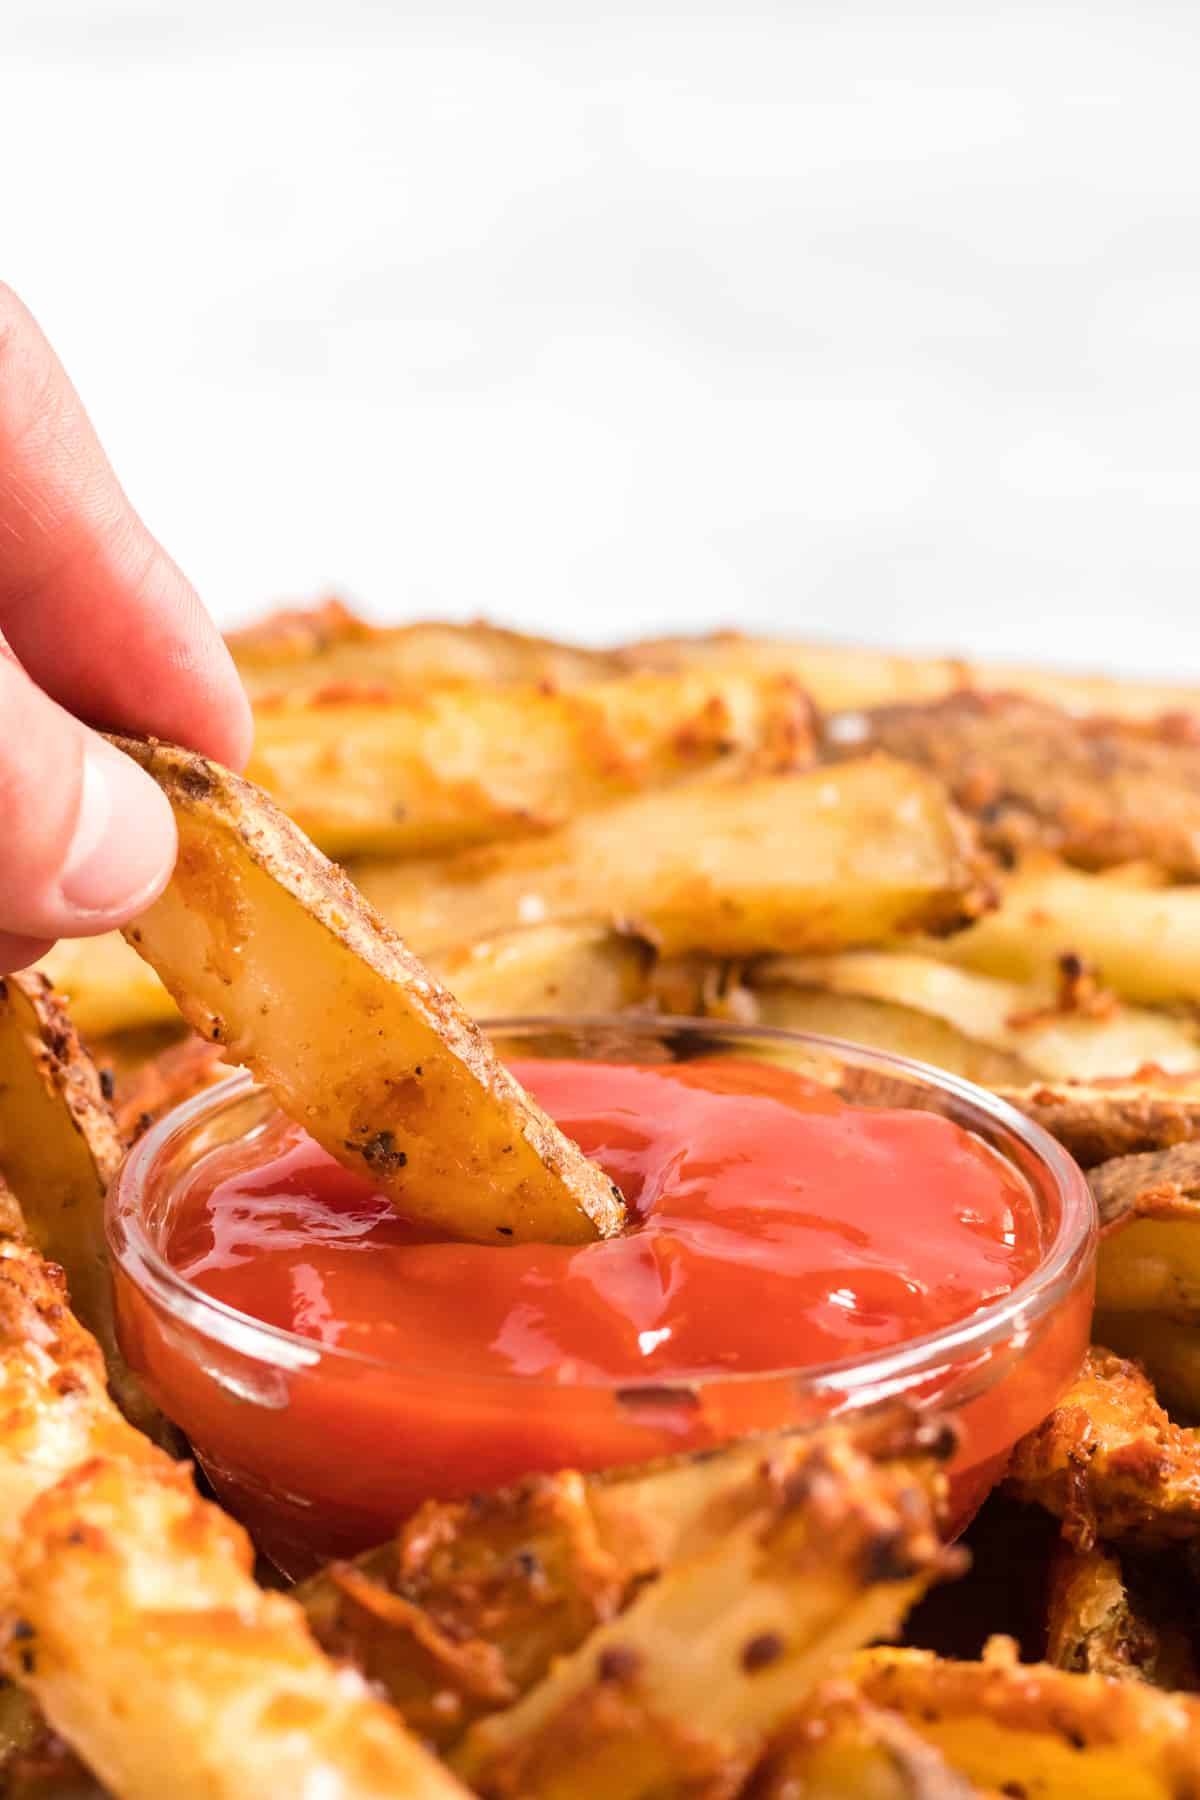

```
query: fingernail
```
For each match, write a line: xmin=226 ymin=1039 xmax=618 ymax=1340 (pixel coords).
xmin=58 ymin=738 xmax=177 ymax=920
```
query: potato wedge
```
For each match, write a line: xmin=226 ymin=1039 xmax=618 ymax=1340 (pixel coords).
xmin=356 ymin=757 xmax=991 ymax=960
xmin=1044 ymin=1541 xmax=1198 ymax=1690
xmin=0 ymin=1189 xmax=465 ymax=1800
xmin=1005 ymin=1347 xmax=1200 ymax=1549
xmin=248 ymin=668 xmax=815 ymax=858
xmin=36 ymin=933 xmax=176 ymax=1038
xmin=0 ymin=973 xmax=162 ymax=1439
xmin=111 ymin=735 xmax=624 ymax=1245
xmin=744 ymin=1685 xmax=988 ymax=1799
xmin=754 ymin=952 xmax=1200 ymax=1080
xmin=1094 ymin=1312 xmax=1200 ymax=1423
xmin=851 ymin=1641 xmax=1200 ymax=1799
xmin=623 ymin=631 xmax=1200 ymax=723
xmin=1091 ymin=1142 xmax=1200 ymax=1320
xmin=747 ymin=981 xmax=1038 ymax=1085
xmin=230 ymin=600 xmax=622 ymax=699
xmin=110 ymin=1036 xmax=233 ymax=1144
xmin=300 ymin=1413 xmax=956 ymax=1753
xmin=929 ymin=856 xmax=1200 ymax=1006
xmin=452 ymin=1427 xmax=958 ymax=1797
xmin=432 ymin=924 xmax=655 ymax=1020
xmin=827 ymin=692 xmax=1200 ymax=877
xmin=995 ymin=1076 xmax=1200 ymax=1167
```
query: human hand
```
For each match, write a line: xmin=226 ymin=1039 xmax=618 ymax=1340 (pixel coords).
xmin=0 ymin=285 xmax=251 ymax=973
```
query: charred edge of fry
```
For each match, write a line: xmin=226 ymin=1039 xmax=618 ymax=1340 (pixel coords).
xmin=1006 ymin=1346 xmax=1200 ymax=1550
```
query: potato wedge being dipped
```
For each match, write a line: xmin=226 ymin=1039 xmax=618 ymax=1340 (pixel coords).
xmin=108 ymin=735 xmax=624 ymax=1246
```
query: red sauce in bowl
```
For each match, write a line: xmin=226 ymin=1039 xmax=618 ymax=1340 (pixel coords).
xmin=170 ymin=1059 xmax=1042 ymax=1381
xmin=113 ymin=1055 xmax=1093 ymax=1574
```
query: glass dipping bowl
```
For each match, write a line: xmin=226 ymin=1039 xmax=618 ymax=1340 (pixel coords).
xmin=109 ymin=1018 xmax=1096 ymax=1577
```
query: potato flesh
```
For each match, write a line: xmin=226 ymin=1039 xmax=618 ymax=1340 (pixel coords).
xmin=758 ymin=951 xmax=1200 ymax=1080
xmin=36 ymin=933 xmax=176 ymax=1038
xmin=356 ymin=757 xmax=986 ymax=960
xmin=928 ymin=858 xmax=1200 ymax=1006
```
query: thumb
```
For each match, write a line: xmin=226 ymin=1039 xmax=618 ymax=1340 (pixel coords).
xmin=0 ymin=656 xmax=176 ymax=969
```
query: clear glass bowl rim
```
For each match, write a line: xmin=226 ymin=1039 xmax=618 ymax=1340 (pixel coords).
xmin=107 ymin=1015 xmax=1098 ymax=1400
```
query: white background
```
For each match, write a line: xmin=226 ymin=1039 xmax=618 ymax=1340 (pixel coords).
xmin=4 ymin=2 xmax=1200 ymax=672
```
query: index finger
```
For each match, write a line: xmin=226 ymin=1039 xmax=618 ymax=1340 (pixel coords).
xmin=0 ymin=285 xmax=252 ymax=770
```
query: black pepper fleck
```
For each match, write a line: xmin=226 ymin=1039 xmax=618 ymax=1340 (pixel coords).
xmin=741 ymin=1632 xmax=785 ymax=1672
xmin=596 ymin=1645 xmax=642 ymax=1683
xmin=344 ymin=1131 xmax=409 ymax=1176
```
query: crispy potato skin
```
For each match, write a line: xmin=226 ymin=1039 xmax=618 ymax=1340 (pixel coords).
xmin=1091 ymin=1140 xmax=1200 ymax=1231
xmin=828 ymin=692 xmax=1200 ymax=877
xmin=112 ymin=733 xmax=624 ymax=1245
xmin=0 ymin=1188 xmax=465 ymax=1800
xmin=1006 ymin=1347 xmax=1200 ymax=1549
xmin=299 ymin=1472 xmax=628 ymax=1752
xmin=997 ymin=1077 xmax=1200 ymax=1167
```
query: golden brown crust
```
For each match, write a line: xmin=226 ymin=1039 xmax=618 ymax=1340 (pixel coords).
xmin=0 ymin=1182 xmax=464 ymax=1800
xmin=111 ymin=733 xmax=625 ymax=1244
xmin=1005 ymin=1346 xmax=1200 ymax=1549
xmin=997 ymin=1078 xmax=1200 ymax=1167
xmin=1089 ymin=1141 xmax=1200 ymax=1230
xmin=0 ymin=976 xmax=164 ymax=1441
xmin=300 ymin=1473 xmax=627 ymax=1751
xmin=828 ymin=691 xmax=1200 ymax=876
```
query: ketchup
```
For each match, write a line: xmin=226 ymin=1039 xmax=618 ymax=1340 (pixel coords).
xmin=117 ymin=1059 xmax=1091 ymax=1574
